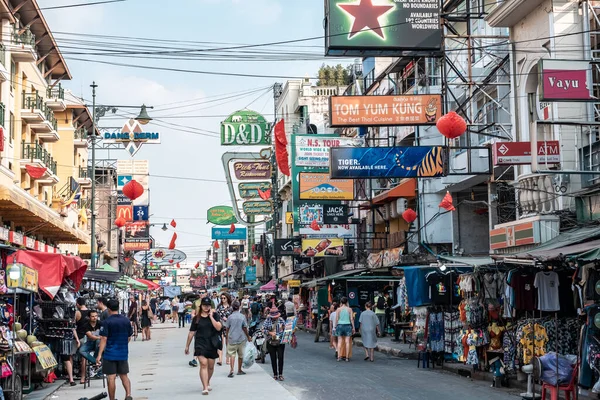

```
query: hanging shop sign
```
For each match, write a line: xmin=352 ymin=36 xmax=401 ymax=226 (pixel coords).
xmin=133 ymin=248 xmax=187 ymax=265
xmin=329 ymin=95 xmax=442 ymax=127
xmin=116 ymin=205 xmax=133 ymax=222
xmin=323 ymin=204 xmax=349 ymax=225
xmin=0 ymin=227 xmax=7 ymax=241
xmin=324 ymin=0 xmax=442 ymax=56
xmin=329 ymin=146 xmax=446 ymax=179
xmin=233 ymin=161 xmax=272 ymax=180
xmin=125 ymin=222 xmax=149 ymax=239
xmin=103 ymin=119 xmax=160 ymax=156
xmin=7 ymin=264 xmax=38 ymax=292
xmin=274 ymin=238 xmax=302 ymax=257
xmin=538 ymin=59 xmax=592 ymax=101
xmin=492 ymin=141 xmax=560 ymax=166
xmin=221 ymin=110 xmax=270 ymax=146
xmin=238 ymin=182 xmax=272 ymax=199
xmin=242 ymin=200 xmax=273 ymax=215
xmin=211 ymin=226 xmax=247 ymax=240
xmin=299 ymin=172 xmax=354 ymax=200
xmin=133 ymin=205 xmax=149 ymax=221
xmin=123 ymin=239 xmax=152 ymax=251
xmin=33 ymin=345 xmax=58 ymax=370
xmin=147 ymin=270 xmax=167 ymax=279
xmin=9 ymin=231 xmax=23 ymax=246
xmin=117 ymin=191 xmax=131 ymax=206
xmin=490 ymin=221 xmax=539 ymax=250
xmin=117 ymin=174 xmax=132 ymax=189
xmin=228 ymin=244 xmax=245 ymax=253
xmin=301 ymin=238 xmax=344 ymax=257
xmin=294 ymin=135 xmax=364 ymax=168
xmin=287 ymin=280 xmax=301 ymax=288
xmin=245 ymin=266 xmax=257 ymax=282
xmin=207 ymin=206 xmax=238 ymax=225
xmin=296 ymin=201 xmax=356 ymax=238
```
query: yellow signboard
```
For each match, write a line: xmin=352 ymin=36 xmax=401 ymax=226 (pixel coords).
xmin=285 ymin=212 xmax=294 ymax=225
xmin=287 ymin=280 xmax=301 ymax=288
xmin=299 ymin=172 xmax=354 ymax=200
xmin=7 ymin=265 xmax=39 ymax=292
xmin=301 ymin=238 xmax=344 ymax=257
xmin=33 ymin=345 xmax=58 ymax=369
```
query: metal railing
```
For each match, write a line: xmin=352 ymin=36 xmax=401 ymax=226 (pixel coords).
xmin=44 ymin=108 xmax=57 ymax=131
xmin=21 ymin=141 xmax=57 ymax=175
xmin=47 ymin=84 xmax=64 ymax=100
xmin=74 ymin=126 xmax=88 ymax=140
xmin=0 ymin=44 xmax=6 ymax=68
xmin=22 ymin=92 xmax=58 ymax=131
xmin=0 ymin=102 xmax=6 ymax=129
xmin=12 ymin=27 xmax=35 ymax=47
xmin=78 ymin=166 xmax=89 ymax=179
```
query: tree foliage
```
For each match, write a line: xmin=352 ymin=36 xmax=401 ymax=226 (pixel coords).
xmin=316 ymin=64 xmax=353 ymax=86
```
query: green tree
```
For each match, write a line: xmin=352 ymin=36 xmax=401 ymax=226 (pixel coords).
xmin=316 ymin=63 xmax=353 ymax=86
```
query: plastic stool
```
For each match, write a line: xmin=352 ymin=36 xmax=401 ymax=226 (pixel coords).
xmin=541 ymin=363 xmax=578 ymax=400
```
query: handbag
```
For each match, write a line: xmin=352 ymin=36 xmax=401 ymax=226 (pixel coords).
xmin=211 ymin=333 xmax=223 ymax=350
xmin=268 ymin=337 xmax=281 ymax=347
xmin=291 ymin=333 xmax=298 ymax=349
xmin=1 ymin=362 xmax=12 ymax=378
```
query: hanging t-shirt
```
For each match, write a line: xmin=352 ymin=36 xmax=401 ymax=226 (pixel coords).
xmin=534 ymin=271 xmax=560 ymax=312
xmin=426 ymin=272 xmax=460 ymax=305
xmin=511 ymin=273 xmax=536 ymax=311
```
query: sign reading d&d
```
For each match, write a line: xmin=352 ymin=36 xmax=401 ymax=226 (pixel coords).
xmin=221 ymin=110 xmax=270 ymax=146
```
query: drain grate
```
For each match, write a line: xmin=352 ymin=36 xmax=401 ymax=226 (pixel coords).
xmin=138 ymin=380 xmax=152 ymax=383
xmin=141 ymin=373 xmax=155 ymax=376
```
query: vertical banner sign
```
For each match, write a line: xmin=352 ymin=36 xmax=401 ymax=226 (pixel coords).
xmin=221 ymin=110 xmax=271 ymax=145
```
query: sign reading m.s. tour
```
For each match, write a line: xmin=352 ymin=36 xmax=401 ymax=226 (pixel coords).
xmin=221 ymin=110 xmax=270 ymax=146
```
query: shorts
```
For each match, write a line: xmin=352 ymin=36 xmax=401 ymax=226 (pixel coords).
xmin=227 ymin=342 xmax=246 ymax=357
xmin=103 ymin=360 xmax=129 ymax=375
xmin=336 ymin=324 xmax=353 ymax=337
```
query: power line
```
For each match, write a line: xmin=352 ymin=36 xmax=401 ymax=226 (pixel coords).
xmin=40 ymin=0 xmax=126 ymax=11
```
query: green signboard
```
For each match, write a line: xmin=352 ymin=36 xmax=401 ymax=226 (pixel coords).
xmin=325 ymin=0 xmax=442 ymax=56
xmin=207 ymin=206 xmax=238 ymax=225
xmin=238 ymin=182 xmax=272 ymax=199
xmin=221 ymin=110 xmax=270 ymax=146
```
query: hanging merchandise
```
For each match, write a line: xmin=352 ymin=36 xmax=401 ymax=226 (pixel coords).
xmin=519 ymin=323 xmax=548 ymax=364
xmin=510 ymin=271 xmax=536 ymax=311
xmin=534 ymin=271 xmax=560 ymax=312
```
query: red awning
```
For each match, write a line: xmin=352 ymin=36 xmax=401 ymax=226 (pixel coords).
xmin=372 ymin=178 xmax=417 ymax=205
xmin=137 ymin=278 xmax=160 ymax=290
xmin=7 ymin=250 xmax=88 ymax=299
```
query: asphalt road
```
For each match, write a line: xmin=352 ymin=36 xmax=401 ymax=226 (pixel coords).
xmin=260 ymin=331 xmax=522 ymax=400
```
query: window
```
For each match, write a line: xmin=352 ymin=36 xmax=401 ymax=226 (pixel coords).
xmin=9 ymin=112 xmax=14 ymax=144
xmin=10 ymin=60 xmax=15 ymax=92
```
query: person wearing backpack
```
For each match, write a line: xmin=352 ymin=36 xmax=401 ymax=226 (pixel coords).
xmin=374 ymin=291 xmax=388 ymax=337
xmin=250 ymin=297 xmax=262 ymax=325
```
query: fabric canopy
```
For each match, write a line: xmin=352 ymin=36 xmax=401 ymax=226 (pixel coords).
xmin=7 ymin=250 xmax=87 ymax=298
xmin=438 ymin=255 xmax=494 ymax=267
xmin=136 ymin=278 xmax=159 ymax=290
xmin=259 ymin=279 xmax=276 ymax=291
xmin=517 ymin=238 xmax=600 ymax=262
xmin=84 ymin=263 xmax=121 ymax=283
xmin=115 ymin=276 xmax=147 ymax=291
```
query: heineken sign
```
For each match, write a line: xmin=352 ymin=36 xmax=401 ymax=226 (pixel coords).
xmin=221 ymin=110 xmax=270 ymax=146
xmin=207 ymin=206 xmax=238 ymax=225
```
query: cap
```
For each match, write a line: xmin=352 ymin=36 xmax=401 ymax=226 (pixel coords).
xmin=201 ymin=297 xmax=212 ymax=306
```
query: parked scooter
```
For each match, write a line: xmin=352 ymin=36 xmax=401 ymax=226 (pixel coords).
xmin=249 ymin=321 xmax=266 ymax=364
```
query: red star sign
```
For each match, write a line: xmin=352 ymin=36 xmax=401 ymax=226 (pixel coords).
xmin=338 ymin=0 xmax=395 ymax=39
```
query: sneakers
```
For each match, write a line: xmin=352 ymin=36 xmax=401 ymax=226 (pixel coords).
xmin=88 ymin=365 xmax=102 ymax=378
xmin=189 ymin=360 xmax=198 ymax=367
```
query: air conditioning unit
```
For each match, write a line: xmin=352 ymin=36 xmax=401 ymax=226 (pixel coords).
xmin=390 ymin=202 xmax=400 ymax=218
xmin=375 ymin=209 xmax=384 ymax=224
xmin=396 ymin=198 xmax=408 ymax=214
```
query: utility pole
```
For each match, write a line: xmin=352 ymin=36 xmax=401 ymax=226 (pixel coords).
xmin=90 ymin=82 xmax=97 ymax=271
xmin=271 ymin=83 xmax=283 ymax=297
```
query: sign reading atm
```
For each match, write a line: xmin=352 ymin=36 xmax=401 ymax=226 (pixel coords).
xmin=492 ymin=141 xmax=560 ymax=166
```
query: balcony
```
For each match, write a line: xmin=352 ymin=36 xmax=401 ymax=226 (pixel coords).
xmin=20 ymin=141 xmax=58 ymax=185
xmin=76 ymin=166 xmax=92 ymax=188
xmin=517 ymin=173 xmax=558 ymax=217
xmin=0 ymin=45 xmax=8 ymax=82
xmin=21 ymin=92 xmax=59 ymax=141
xmin=0 ymin=103 xmax=6 ymax=130
xmin=73 ymin=126 xmax=88 ymax=148
xmin=10 ymin=27 xmax=36 ymax=62
xmin=46 ymin=84 xmax=66 ymax=111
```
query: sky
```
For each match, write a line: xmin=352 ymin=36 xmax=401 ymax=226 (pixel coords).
xmin=41 ymin=0 xmax=350 ymax=265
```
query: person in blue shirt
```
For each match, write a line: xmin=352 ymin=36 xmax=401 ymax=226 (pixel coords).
xmin=96 ymin=299 xmax=133 ymax=400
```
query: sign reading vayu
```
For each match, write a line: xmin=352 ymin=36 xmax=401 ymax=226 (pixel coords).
xmin=492 ymin=141 xmax=560 ymax=166
xmin=221 ymin=110 xmax=270 ymax=146
xmin=538 ymin=59 xmax=592 ymax=101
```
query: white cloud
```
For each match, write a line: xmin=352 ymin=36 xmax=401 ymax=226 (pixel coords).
xmin=43 ymin=4 xmax=106 ymax=34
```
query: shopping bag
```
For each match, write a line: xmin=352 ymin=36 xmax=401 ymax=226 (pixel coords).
xmin=242 ymin=343 xmax=256 ymax=369
xmin=291 ymin=333 xmax=298 ymax=349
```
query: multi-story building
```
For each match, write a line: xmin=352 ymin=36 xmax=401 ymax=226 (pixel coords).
xmin=0 ymin=0 xmax=90 ymax=252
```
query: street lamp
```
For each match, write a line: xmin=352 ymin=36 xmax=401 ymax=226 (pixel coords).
xmin=161 ymin=223 xmax=168 ymax=231
xmin=89 ymin=82 xmax=153 ymax=270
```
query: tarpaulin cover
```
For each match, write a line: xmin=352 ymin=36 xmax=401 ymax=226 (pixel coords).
xmin=402 ymin=266 xmax=435 ymax=307
xmin=539 ymin=352 xmax=576 ymax=386
xmin=7 ymin=250 xmax=88 ymax=298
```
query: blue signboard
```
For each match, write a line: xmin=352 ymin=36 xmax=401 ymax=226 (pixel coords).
xmin=211 ymin=226 xmax=247 ymax=240
xmin=329 ymin=146 xmax=447 ymax=179
xmin=245 ymin=266 xmax=256 ymax=282
xmin=133 ymin=205 xmax=149 ymax=221
xmin=117 ymin=175 xmax=132 ymax=189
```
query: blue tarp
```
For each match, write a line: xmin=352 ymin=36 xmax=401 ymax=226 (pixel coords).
xmin=403 ymin=267 xmax=435 ymax=307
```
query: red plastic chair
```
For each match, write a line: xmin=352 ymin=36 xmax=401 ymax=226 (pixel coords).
xmin=541 ymin=363 xmax=579 ymax=400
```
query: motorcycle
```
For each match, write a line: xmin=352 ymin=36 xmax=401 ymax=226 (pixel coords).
xmin=249 ymin=321 xmax=266 ymax=364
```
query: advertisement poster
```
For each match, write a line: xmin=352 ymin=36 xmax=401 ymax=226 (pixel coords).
xmin=274 ymin=238 xmax=302 ymax=257
xmin=330 ymin=146 xmax=446 ymax=179
xmin=245 ymin=266 xmax=257 ymax=282
xmin=294 ymin=135 xmax=363 ymax=167
xmin=34 ymin=345 xmax=58 ymax=369
xmin=207 ymin=206 xmax=238 ymax=225
xmin=299 ymin=172 xmax=354 ymax=200
xmin=7 ymin=266 xmax=38 ymax=292
xmin=281 ymin=316 xmax=298 ymax=345
xmin=301 ymin=238 xmax=344 ymax=257
xmin=211 ymin=226 xmax=247 ymax=240
xmin=323 ymin=204 xmax=348 ymax=225
xmin=220 ymin=110 xmax=270 ymax=146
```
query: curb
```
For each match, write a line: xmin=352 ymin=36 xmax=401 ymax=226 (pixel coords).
xmin=352 ymin=337 xmax=419 ymax=360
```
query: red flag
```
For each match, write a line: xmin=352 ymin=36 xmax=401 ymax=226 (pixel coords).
xmin=274 ymin=119 xmax=290 ymax=176
xmin=258 ymin=188 xmax=271 ymax=200
xmin=194 ymin=261 xmax=200 ymax=269
xmin=26 ymin=165 xmax=47 ymax=179
xmin=170 ymin=219 xmax=177 ymax=228
xmin=176 ymin=262 xmax=180 ymax=268
xmin=168 ymin=232 xmax=177 ymax=250
xmin=310 ymin=219 xmax=321 ymax=231
xmin=439 ymin=191 xmax=456 ymax=211
xmin=214 ymin=240 xmax=220 ymax=249
xmin=229 ymin=223 xmax=236 ymax=234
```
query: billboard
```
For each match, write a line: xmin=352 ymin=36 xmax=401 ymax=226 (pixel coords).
xmin=207 ymin=206 xmax=238 ymax=225
xmin=124 ymin=239 xmax=151 ymax=251
xmin=211 ymin=226 xmax=247 ymax=240
xmin=116 ymin=205 xmax=133 ymax=222
xmin=329 ymin=95 xmax=442 ymax=127
xmin=274 ymin=238 xmax=302 ymax=257
xmin=245 ymin=266 xmax=257 ymax=282
xmin=329 ymin=146 xmax=446 ymax=178
xmin=538 ymin=59 xmax=592 ymax=101
xmin=323 ymin=204 xmax=349 ymax=224
xmin=299 ymin=172 xmax=354 ymax=200
xmin=221 ymin=110 xmax=270 ymax=146
xmin=125 ymin=221 xmax=149 ymax=238
xmin=238 ymin=182 xmax=271 ymax=199
xmin=134 ymin=248 xmax=187 ymax=265
xmin=301 ymin=238 xmax=344 ymax=257
xmin=103 ymin=119 xmax=160 ymax=156
xmin=294 ymin=135 xmax=364 ymax=168
xmin=325 ymin=0 xmax=442 ymax=56
xmin=492 ymin=141 xmax=560 ymax=166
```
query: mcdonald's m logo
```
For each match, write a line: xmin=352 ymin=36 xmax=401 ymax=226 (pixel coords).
xmin=116 ymin=205 xmax=133 ymax=222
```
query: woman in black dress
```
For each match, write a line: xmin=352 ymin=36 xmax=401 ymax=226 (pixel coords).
xmin=185 ymin=297 xmax=222 ymax=395
xmin=140 ymin=300 xmax=152 ymax=341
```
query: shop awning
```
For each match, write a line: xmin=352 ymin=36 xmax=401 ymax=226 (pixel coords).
xmin=7 ymin=250 xmax=88 ymax=298
xmin=260 ymin=280 xmax=277 ymax=291
xmin=136 ymin=278 xmax=160 ymax=290
xmin=438 ymin=255 xmax=494 ymax=267
xmin=300 ymin=268 xmax=368 ymax=288
xmin=372 ymin=179 xmax=416 ymax=205
xmin=512 ymin=238 xmax=600 ymax=262
xmin=0 ymin=186 xmax=88 ymax=243
xmin=574 ymin=247 xmax=600 ymax=262
xmin=116 ymin=276 xmax=148 ymax=291
xmin=84 ymin=263 xmax=121 ymax=283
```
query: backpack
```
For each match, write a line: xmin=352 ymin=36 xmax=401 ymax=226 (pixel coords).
xmin=251 ymin=302 xmax=260 ymax=315
xmin=376 ymin=296 xmax=386 ymax=310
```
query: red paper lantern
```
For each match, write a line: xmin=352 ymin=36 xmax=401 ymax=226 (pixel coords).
xmin=114 ymin=217 xmax=126 ymax=228
xmin=310 ymin=219 xmax=321 ymax=231
xmin=229 ymin=224 xmax=236 ymax=234
xmin=402 ymin=209 xmax=417 ymax=224
xmin=436 ymin=111 xmax=467 ymax=139
xmin=258 ymin=189 xmax=271 ymax=200
xmin=169 ymin=259 xmax=174 ymax=264
xmin=122 ymin=180 xmax=144 ymax=201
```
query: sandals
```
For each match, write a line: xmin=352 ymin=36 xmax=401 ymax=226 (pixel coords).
xmin=273 ymin=375 xmax=278 ymax=380
xmin=202 ymin=389 xmax=209 ymax=395
xmin=217 ymin=362 xmax=222 ymax=366
xmin=279 ymin=376 xmax=285 ymax=381
xmin=228 ymin=372 xmax=234 ymax=378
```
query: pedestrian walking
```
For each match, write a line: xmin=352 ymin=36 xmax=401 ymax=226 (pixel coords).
xmin=185 ymin=297 xmax=222 ymax=396
xmin=224 ymin=301 xmax=251 ymax=378
xmin=263 ymin=309 xmax=287 ymax=381
xmin=171 ymin=296 xmax=180 ymax=324
xmin=216 ymin=293 xmax=232 ymax=366
xmin=140 ymin=300 xmax=152 ymax=341
xmin=250 ymin=296 xmax=262 ymax=325
xmin=75 ymin=297 xmax=91 ymax=384
xmin=335 ymin=297 xmax=355 ymax=362
xmin=284 ymin=296 xmax=296 ymax=318
xmin=359 ymin=302 xmax=380 ymax=362
xmin=97 ymin=297 xmax=109 ymax=324
xmin=211 ymin=292 xmax=219 ymax=309
xmin=241 ymin=295 xmax=250 ymax=321
xmin=97 ymin=299 xmax=134 ymax=400
xmin=178 ymin=298 xmax=186 ymax=328
xmin=159 ymin=297 xmax=171 ymax=323
xmin=329 ymin=302 xmax=339 ymax=355
xmin=128 ymin=295 xmax=138 ymax=337
xmin=149 ymin=295 xmax=157 ymax=321
xmin=374 ymin=291 xmax=389 ymax=337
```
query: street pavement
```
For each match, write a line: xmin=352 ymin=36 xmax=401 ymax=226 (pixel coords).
xmin=46 ymin=322 xmax=522 ymax=400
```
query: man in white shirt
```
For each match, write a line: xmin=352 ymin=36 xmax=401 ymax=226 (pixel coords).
xmin=177 ymin=300 xmax=186 ymax=328
xmin=284 ymin=296 xmax=296 ymax=318
xmin=241 ymin=295 xmax=250 ymax=321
